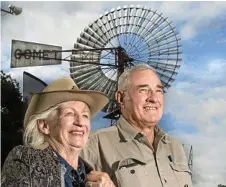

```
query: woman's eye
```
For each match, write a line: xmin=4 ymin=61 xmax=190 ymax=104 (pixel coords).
xmin=83 ymin=114 xmax=89 ymax=119
xmin=65 ymin=111 xmax=74 ymax=116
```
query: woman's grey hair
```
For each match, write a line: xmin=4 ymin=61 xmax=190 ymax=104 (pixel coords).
xmin=23 ymin=103 xmax=62 ymax=149
xmin=117 ymin=64 xmax=158 ymax=91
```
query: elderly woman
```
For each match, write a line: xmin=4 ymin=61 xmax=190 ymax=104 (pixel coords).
xmin=1 ymin=77 xmax=113 ymax=187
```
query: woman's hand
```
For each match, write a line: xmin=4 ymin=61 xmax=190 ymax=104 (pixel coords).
xmin=85 ymin=171 xmax=116 ymax=187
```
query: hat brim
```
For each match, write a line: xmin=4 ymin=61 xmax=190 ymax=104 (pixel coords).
xmin=24 ymin=90 xmax=109 ymax=127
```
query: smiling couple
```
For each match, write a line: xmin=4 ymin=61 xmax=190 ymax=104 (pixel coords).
xmin=1 ymin=64 xmax=192 ymax=187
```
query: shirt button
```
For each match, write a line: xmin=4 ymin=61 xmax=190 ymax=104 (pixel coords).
xmin=130 ymin=169 xmax=135 ymax=174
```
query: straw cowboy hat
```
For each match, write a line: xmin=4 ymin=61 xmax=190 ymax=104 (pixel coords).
xmin=24 ymin=77 xmax=109 ymax=127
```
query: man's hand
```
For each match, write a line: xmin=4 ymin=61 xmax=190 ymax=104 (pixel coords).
xmin=85 ymin=171 xmax=116 ymax=187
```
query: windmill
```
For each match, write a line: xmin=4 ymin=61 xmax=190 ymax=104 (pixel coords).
xmin=70 ymin=5 xmax=182 ymax=123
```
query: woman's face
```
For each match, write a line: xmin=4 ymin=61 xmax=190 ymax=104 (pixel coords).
xmin=50 ymin=101 xmax=91 ymax=151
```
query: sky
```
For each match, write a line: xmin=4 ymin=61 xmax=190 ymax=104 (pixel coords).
xmin=1 ymin=1 xmax=226 ymax=186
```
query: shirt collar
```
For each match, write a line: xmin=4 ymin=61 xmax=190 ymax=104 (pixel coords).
xmin=56 ymin=153 xmax=87 ymax=187
xmin=57 ymin=152 xmax=74 ymax=174
xmin=117 ymin=115 xmax=171 ymax=144
xmin=55 ymin=152 xmax=86 ymax=175
xmin=117 ymin=115 xmax=140 ymax=141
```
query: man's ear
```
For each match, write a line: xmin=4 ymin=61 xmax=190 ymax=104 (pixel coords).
xmin=115 ymin=90 xmax=124 ymax=106
xmin=38 ymin=119 xmax=50 ymax=135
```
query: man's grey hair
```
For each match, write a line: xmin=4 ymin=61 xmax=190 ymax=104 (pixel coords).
xmin=117 ymin=64 xmax=158 ymax=91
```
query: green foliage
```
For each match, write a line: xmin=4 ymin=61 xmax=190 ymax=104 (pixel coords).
xmin=1 ymin=70 xmax=24 ymax=167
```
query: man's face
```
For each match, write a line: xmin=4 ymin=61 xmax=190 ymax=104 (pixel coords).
xmin=50 ymin=101 xmax=91 ymax=150
xmin=121 ymin=69 xmax=164 ymax=129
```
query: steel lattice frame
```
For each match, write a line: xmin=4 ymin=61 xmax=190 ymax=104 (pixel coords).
xmin=183 ymin=144 xmax=193 ymax=175
xmin=70 ymin=5 xmax=182 ymax=113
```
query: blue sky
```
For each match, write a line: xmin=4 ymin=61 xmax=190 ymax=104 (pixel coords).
xmin=1 ymin=1 xmax=226 ymax=186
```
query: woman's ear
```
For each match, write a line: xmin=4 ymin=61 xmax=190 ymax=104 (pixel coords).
xmin=38 ymin=119 xmax=50 ymax=135
xmin=115 ymin=90 xmax=124 ymax=107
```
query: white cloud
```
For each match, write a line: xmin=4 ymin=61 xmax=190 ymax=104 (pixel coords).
xmin=168 ymin=131 xmax=226 ymax=186
xmin=204 ymin=87 xmax=226 ymax=100
xmin=207 ymin=59 xmax=226 ymax=75
xmin=180 ymin=24 xmax=197 ymax=40
xmin=165 ymin=58 xmax=226 ymax=186
xmin=157 ymin=2 xmax=226 ymax=40
xmin=159 ymin=1 xmax=195 ymax=21
xmin=177 ymin=58 xmax=226 ymax=88
xmin=165 ymin=85 xmax=226 ymax=132
xmin=5 ymin=63 xmax=70 ymax=93
xmin=1 ymin=2 xmax=102 ymax=50
xmin=1 ymin=1 xmax=106 ymax=89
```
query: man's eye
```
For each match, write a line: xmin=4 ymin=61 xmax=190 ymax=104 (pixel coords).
xmin=157 ymin=89 xmax=163 ymax=93
xmin=139 ymin=88 xmax=148 ymax=93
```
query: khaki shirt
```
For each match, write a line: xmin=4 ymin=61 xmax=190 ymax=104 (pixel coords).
xmin=80 ymin=116 xmax=192 ymax=187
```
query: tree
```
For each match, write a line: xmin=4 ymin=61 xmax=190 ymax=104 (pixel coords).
xmin=1 ymin=71 xmax=24 ymax=167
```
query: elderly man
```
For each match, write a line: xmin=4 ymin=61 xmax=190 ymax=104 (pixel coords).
xmin=80 ymin=64 xmax=192 ymax=187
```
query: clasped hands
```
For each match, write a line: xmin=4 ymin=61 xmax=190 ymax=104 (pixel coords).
xmin=85 ymin=171 xmax=116 ymax=187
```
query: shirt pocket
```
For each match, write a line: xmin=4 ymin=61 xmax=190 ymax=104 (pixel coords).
xmin=115 ymin=164 xmax=147 ymax=187
xmin=114 ymin=158 xmax=158 ymax=187
xmin=169 ymin=162 xmax=193 ymax=187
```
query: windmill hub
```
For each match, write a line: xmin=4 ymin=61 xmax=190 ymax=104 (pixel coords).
xmin=117 ymin=46 xmax=134 ymax=68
